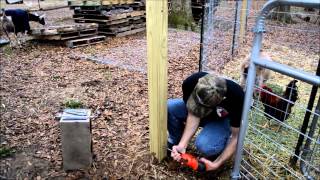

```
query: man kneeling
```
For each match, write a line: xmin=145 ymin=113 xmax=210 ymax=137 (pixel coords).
xmin=168 ymin=72 xmax=244 ymax=171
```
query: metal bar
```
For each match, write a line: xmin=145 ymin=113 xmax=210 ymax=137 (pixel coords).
xmin=245 ymin=139 xmax=302 ymax=179
xmin=241 ymin=159 xmax=266 ymax=179
xmin=252 ymin=106 xmax=319 ymax=144
xmin=243 ymin=149 xmax=280 ymax=178
xmin=253 ymin=58 xmax=320 ymax=86
xmin=247 ymin=124 xmax=320 ymax=172
xmin=291 ymin=60 xmax=320 ymax=166
xmin=231 ymin=29 xmax=262 ymax=180
xmin=239 ymin=171 xmax=251 ymax=180
xmin=231 ymin=0 xmax=239 ymax=56
xmin=199 ymin=1 xmax=206 ymax=72
xmin=240 ymin=164 xmax=258 ymax=180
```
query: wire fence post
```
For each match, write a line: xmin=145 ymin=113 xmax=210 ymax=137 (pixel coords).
xmin=231 ymin=0 xmax=241 ymax=56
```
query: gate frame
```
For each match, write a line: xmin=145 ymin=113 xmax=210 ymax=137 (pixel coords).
xmin=231 ymin=0 xmax=320 ymax=179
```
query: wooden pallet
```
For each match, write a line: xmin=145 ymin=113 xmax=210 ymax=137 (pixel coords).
xmin=68 ymin=0 xmax=137 ymax=7
xmin=70 ymin=2 xmax=144 ymax=10
xmin=73 ymin=12 xmax=128 ymax=20
xmin=68 ymin=0 xmax=101 ymax=6
xmin=31 ymin=24 xmax=98 ymax=36
xmin=66 ymin=35 xmax=106 ymax=48
xmin=99 ymin=27 xmax=145 ymax=37
xmin=101 ymin=0 xmax=135 ymax=5
xmin=74 ymin=15 xmax=145 ymax=25
xmin=73 ymin=10 xmax=144 ymax=20
xmin=99 ymin=22 xmax=145 ymax=33
xmin=33 ymin=29 xmax=98 ymax=40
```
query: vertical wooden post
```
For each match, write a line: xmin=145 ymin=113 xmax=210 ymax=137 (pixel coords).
xmin=146 ymin=0 xmax=168 ymax=160
xmin=239 ymin=0 xmax=248 ymax=43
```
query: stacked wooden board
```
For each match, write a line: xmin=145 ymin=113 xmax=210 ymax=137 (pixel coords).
xmin=68 ymin=0 xmax=146 ymax=37
xmin=31 ymin=23 xmax=106 ymax=48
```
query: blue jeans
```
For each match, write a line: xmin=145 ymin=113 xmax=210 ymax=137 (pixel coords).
xmin=167 ymin=99 xmax=231 ymax=157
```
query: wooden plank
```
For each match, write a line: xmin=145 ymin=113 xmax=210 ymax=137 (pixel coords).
xmin=31 ymin=24 xmax=98 ymax=35
xmin=146 ymin=0 xmax=167 ymax=160
xmin=98 ymin=27 xmax=145 ymax=36
xmin=239 ymin=0 xmax=248 ymax=43
xmin=68 ymin=0 xmax=101 ymax=6
xmin=128 ymin=10 xmax=145 ymax=17
xmin=33 ymin=29 xmax=98 ymax=40
xmin=66 ymin=35 xmax=106 ymax=48
xmin=73 ymin=11 xmax=139 ymax=20
xmin=101 ymin=0 xmax=119 ymax=5
xmin=73 ymin=17 xmax=133 ymax=25
xmin=101 ymin=0 xmax=135 ymax=5
xmin=60 ymin=29 xmax=98 ymax=40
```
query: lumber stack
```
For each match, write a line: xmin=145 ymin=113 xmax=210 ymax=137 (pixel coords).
xmin=68 ymin=0 xmax=146 ymax=37
xmin=31 ymin=23 xmax=106 ymax=48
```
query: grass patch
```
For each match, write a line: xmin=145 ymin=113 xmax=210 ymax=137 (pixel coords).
xmin=0 ymin=147 xmax=15 ymax=158
xmin=104 ymin=71 xmax=112 ymax=80
xmin=265 ymin=83 xmax=283 ymax=95
xmin=2 ymin=46 xmax=13 ymax=56
xmin=63 ymin=99 xmax=83 ymax=109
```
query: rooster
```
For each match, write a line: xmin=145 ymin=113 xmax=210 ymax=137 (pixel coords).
xmin=259 ymin=80 xmax=299 ymax=131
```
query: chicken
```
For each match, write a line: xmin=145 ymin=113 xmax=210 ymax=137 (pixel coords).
xmin=259 ymin=80 xmax=299 ymax=131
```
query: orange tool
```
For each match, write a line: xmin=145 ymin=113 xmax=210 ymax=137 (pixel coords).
xmin=168 ymin=148 xmax=207 ymax=172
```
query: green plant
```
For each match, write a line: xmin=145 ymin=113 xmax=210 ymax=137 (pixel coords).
xmin=104 ymin=71 xmax=112 ymax=80
xmin=2 ymin=46 xmax=13 ymax=56
xmin=265 ymin=83 xmax=283 ymax=95
xmin=0 ymin=147 xmax=15 ymax=158
xmin=64 ymin=99 xmax=83 ymax=109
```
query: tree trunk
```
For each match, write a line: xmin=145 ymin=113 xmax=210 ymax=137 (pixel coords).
xmin=169 ymin=0 xmax=195 ymax=30
xmin=271 ymin=5 xmax=292 ymax=23
xmin=171 ymin=0 xmax=193 ymax=17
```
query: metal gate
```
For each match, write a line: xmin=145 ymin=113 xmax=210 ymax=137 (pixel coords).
xmin=230 ymin=0 xmax=320 ymax=179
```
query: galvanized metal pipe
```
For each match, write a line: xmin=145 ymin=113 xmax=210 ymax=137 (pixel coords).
xmin=253 ymin=58 xmax=320 ymax=86
xmin=231 ymin=30 xmax=262 ymax=180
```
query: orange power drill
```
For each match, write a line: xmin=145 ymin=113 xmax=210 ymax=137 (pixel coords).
xmin=168 ymin=149 xmax=207 ymax=172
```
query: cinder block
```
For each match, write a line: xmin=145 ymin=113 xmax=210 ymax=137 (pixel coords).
xmin=60 ymin=109 xmax=92 ymax=170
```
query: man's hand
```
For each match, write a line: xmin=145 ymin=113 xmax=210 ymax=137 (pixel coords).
xmin=171 ymin=145 xmax=186 ymax=162
xmin=199 ymin=158 xmax=221 ymax=171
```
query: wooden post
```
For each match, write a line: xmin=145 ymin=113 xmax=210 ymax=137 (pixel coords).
xmin=146 ymin=0 xmax=168 ymax=160
xmin=239 ymin=0 xmax=248 ymax=43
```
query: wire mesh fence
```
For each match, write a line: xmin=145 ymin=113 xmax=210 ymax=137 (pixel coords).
xmin=199 ymin=0 xmax=320 ymax=179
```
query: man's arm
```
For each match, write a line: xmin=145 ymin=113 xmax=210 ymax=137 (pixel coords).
xmin=171 ymin=112 xmax=200 ymax=161
xmin=200 ymin=127 xmax=240 ymax=171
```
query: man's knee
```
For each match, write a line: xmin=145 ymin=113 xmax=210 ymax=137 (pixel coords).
xmin=195 ymin=134 xmax=226 ymax=157
xmin=167 ymin=99 xmax=187 ymax=117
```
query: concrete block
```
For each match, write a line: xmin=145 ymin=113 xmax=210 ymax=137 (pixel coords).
xmin=60 ymin=109 xmax=92 ymax=170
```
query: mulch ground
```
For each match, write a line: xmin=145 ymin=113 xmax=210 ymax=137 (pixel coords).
xmin=1 ymin=2 xmax=319 ymax=180
xmin=0 ymin=30 xmax=231 ymax=179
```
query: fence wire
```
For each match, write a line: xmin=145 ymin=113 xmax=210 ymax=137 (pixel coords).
xmin=200 ymin=0 xmax=319 ymax=179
